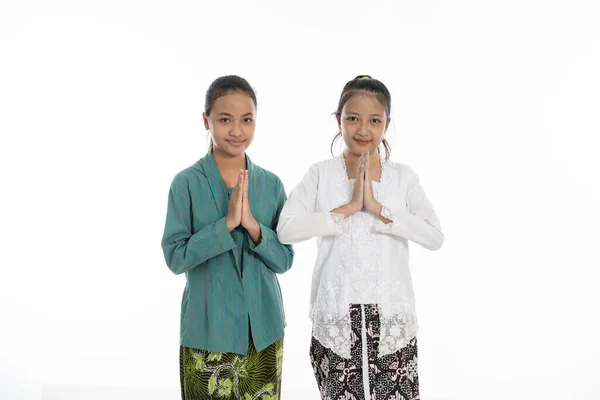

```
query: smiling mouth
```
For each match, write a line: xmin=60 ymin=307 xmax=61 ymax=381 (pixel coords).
xmin=355 ymin=139 xmax=370 ymax=144
xmin=227 ymin=140 xmax=245 ymax=145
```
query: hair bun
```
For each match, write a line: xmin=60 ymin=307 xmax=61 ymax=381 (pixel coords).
xmin=354 ymin=74 xmax=373 ymax=80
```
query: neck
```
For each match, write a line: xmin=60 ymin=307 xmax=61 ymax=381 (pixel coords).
xmin=212 ymin=148 xmax=246 ymax=171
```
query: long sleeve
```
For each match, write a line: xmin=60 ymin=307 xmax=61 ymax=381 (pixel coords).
xmin=276 ymin=164 xmax=344 ymax=244
xmin=373 ymin=166 xmax=444 ymax=250
xmin=248 ymin=182 xmax=295 ymax=274
xmin=161 ymin=178 xmax=236 ymax=275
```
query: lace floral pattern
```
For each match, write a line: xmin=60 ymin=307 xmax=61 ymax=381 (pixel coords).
xmin=310 ymin=304 xmax=420 ymax=400
xmin=377 ymin=312 xmax=418 ymax=356
xmin=310 ymin=155 xmax=418 ymax=359
xmin=329 ymin=212 xmax=346 ymax=225
xmin=380 ymin=204 xmax=394 ymax=224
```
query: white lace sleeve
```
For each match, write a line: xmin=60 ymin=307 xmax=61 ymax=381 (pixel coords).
xmin=372 ymin=166 xmax=444 ymax=250
xmin=381 ymin=204 xmax=394 ymax=223
xmin=277 ymin=165 xmax=345 ymax=244
xmin=328 ymin=212 xmax=345 ymax=225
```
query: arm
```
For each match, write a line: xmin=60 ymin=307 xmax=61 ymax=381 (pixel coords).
xmin=248 ymin=182 xmax=295 ymax=274
xmin=161 ymin=178 xmax=236 ymax=275
xmin=373 ymin=167 xmax=444 ymax=250
xmin=276 ymin=164 xmax=345 ymax=244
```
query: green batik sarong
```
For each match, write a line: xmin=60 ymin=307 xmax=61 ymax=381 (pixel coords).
xmin=180 ymin=338 xmax=283 ymax=400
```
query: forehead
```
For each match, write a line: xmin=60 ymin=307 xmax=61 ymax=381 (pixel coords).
xmin=342 ymin=93 xmax=386 ymax=115
xmin=212 ymin=92 xmax=256 ymax=114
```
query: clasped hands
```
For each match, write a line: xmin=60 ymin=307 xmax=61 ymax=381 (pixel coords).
xmin=334 ymin=152 xmax=384 ymax=219
xmin=226 ymin=170 xmax=262 ymax=243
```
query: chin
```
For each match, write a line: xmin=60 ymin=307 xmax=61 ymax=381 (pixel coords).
xmin=227 ymin=147 xmax=247 ymax=157
xmin=214 ymin=143 xmax=247 ymax=158
xmin=348 ymin=145 xmax=376 ymax=156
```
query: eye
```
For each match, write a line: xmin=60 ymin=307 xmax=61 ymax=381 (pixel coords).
xmin=219 ymin=118 xmax=230 ymax=124
xmin=346 ymin=116 xmax=358 ymax=122
xmin=371 ymin=118 xmax=381 ymax=124
xmin=243 ymin=118 xmax=253 ymax=124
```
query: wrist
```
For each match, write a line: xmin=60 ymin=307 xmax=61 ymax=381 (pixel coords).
xmin=344 ymin=201 xmax=360 ymax=217
xmin=226 ymin=216 xmax=238 ymax=231
xmin=243 ymin=216 xmax=258 ymax=231
xmin=245 ymin=218 xmax=262 ymax=244
xmin=369 ymin=202 xmax=382 ymax=215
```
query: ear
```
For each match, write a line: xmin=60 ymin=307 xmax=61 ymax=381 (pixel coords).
xmin=336 ymin=114 xmax=342 ymax=130
xmin=202 ymin=112 xmax=210 ymax=131
xmin=384 ymin=117 xmax=391 ymax=133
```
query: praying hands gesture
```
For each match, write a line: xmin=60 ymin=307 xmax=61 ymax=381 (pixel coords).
xmin=332 ymin=153 xmax=389 ymax=222
xmin=361 ymin=152 xmax=382 ymax=215
xmin=226 ymin=170 xmax=262 ymax=243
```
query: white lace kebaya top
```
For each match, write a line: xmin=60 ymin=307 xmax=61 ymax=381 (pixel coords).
xmin=276 ymin=155 xmax=444 ymax=358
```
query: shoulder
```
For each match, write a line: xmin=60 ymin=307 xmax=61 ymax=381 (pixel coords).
xmin=307 ymin=157 xmax=341 ymax=176
xmin=170 ymin=158 xmax=207 ymax=190
xmin=315 ymin=157 xmax=341 ymax=170
xmin=386 ymin=160 xmax=416 ymax=175
xmin=384 ymin=160 xmax=420 ymax=185
xmin=252 ymin=163 xmax=285 ymax=190
xmin=289 ymin=157 xmax=342 ymax=187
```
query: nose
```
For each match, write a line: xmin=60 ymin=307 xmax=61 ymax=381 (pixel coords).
xmin=229 ymin=120 xmax=243 ymax=137
xmin=356 ymin=120 xmax=369 ymax=137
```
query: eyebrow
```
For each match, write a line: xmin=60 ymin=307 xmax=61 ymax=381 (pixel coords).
xmin=346 ymin=111 xmax=384 ymax=117
xmin=217 ymin=112 xmax=255 ymax=117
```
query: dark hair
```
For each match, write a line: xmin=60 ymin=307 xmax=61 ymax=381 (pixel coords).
xmin=331 ymin=75 xmax=392 ymax=160
xmin=205 ymin=75 xmax=257 ymax=150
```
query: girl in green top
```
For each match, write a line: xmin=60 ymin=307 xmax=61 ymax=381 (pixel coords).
xmin=162 ymin=75 xmax=294 ymax=400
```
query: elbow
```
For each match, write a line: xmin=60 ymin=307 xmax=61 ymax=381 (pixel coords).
xmin=416 ymin=228 xmax=444 ymax=251
xmin=272 ymin=249 xmax=295 ymax=275
xmin=169 ymin=267 xmax=186 ymax=275
xmin=276 ymin=224 xmax=295 ymax=245
xmin=165 ymin=257 xmax=187 ymax=275
xmin=267 ymin=262 xmax=292 ymax=275
xmin=277 ymin=233 xmax=294 ymax=245
xmin=282 ymin=252 xmax=295 ymax=273
xmin=427 ymin=231 xmax=445 ymax=251
xmin=272 ymin=264 xmax=292 ymax=275
xmin=162 ymin=246 xmax=188 ymax=275
xmin=274 ymin=250 xmax=295 ymax=274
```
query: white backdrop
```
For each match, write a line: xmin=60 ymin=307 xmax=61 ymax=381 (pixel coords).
xmin=1 ymin=1 xmax=599 ymax=399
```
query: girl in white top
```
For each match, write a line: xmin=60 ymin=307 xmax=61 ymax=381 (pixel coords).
xmin=277 ymin=75 xmax=444 ymax=400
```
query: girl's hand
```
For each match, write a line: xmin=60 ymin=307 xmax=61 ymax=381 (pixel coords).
xmin=363 ymin=152 xmax=382 ymax=215
xmin=241 ymin=171 xmax=257 ymax=230
xmin=226 ymin=170 xmax=244 ymax=231
xmin=240 ymin=170 xmax=262 ymax=243
xmin=350 ymin=154 xmax=365 ymax=213
xmin=331 ymin=154 xmax=365 ymax=218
